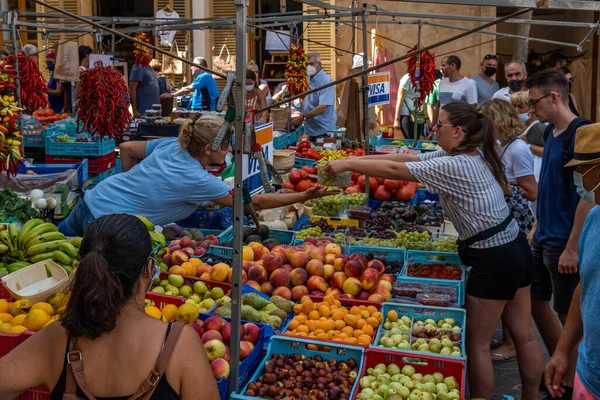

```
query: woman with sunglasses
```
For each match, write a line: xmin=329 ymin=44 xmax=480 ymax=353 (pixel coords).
xmin=58 ymin=115 xmax=335 ymax=236
xmin=324 ymin=102 xmax=542 ymax=400
xmin=0 ymin=214 xmax=221 ymax=399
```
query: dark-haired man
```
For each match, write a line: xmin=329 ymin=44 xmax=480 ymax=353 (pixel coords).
xmin=432 ymin=55 xmax=477 ymax=125
xmin=472 ymin=54 xmax=499 ymax=105
xmin=546 ymin=53 xmax=568 ymax=70
xmin=493 ymin=59 xmax=527 ymax=102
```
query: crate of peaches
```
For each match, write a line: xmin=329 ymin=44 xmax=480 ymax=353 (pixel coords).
xmin=281 ymin=294 xmax=383 ymax=347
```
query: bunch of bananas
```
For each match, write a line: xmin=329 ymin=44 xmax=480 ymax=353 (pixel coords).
xmin=0 ymin=219 xmax=81 ymax=275
xmin=136 ymin=215 xmax=167 ymax=259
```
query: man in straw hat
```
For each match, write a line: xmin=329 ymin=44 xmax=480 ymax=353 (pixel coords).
xmin=544 ymin=122 xmax=600 ymax=400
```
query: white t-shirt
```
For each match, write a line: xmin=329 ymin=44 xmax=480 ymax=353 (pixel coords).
xmin=500 ymin=138 xmax=534 ymax=184
xmin=155 ymin=9 xmax=181 ymax=47
xmin=438 ymin=77 xmax=478 ymax=106
xmin=492 ymin=87 xmax=511 ymax=102
xmin=399 ymin=73 xmax=419 ymax=116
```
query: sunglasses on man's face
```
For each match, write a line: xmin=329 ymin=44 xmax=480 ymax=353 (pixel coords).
xmin=483 ymin=54 xmax=498 ymax=61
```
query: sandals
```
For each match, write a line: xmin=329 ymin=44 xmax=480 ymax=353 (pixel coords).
xmin=491 ymin=352 xmax=517 ymax=364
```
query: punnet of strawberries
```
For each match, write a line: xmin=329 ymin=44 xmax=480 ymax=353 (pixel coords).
xmin=407 ymin=263 xmax=462 ymax=280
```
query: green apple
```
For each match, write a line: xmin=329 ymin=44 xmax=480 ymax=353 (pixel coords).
xmin=159 ymin=279 xmax=169 ymax=287
xmin=151 ymin=286 xmax=165 ymax=294
xmin=211 ymin=287 xmax=225 ymax=299
xmin=193 ymin=281 xmax=208 ymax=294
xmin=167 ymin=274 xmax=184 ymax=288
xmin=220 ymin=295 xmax=231 ymax=304
xmin=179 ymin=285 xmax=193 ymax=298
xmin=164 ymin=284 xmax=179 ymax=296
xmin=201 ymin=298 xmax=215 ymax=309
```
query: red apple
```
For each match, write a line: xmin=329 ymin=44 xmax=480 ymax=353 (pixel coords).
xmin=360 ymin=268 xmax=380 ymax=292
xmin=243 ymin=323 xmax=261 ymax=344
xmin=210 ymin=358 xmax=230 ymax=379
xmin=203 ymin=316 xmax=226 ymax=333
xmin=367 ymin=259 xmax=386 ymax=275
xmin=221 ymin=322 xmax=233 ymax=344
xmin=290 ymin=268 xmax=308 ymax=286
xmin=291 ymin=285 xmax=309 ymax=302
xmin=201 ymin=331 xmax=222 ymax=346
xmin=344 ymin=259 xmax=364 ymax=279
xmin=306 ymin=259 xmax=324 ymax=277
xmin=307 ymin=275 xmax=329 ymax=293
xmin=342 ymin=277 xmax=362 ymax=296
xmin=204 ymin=339 xmax=226 ymax=362
xmin=240 ymin=340 xmax=255 ymax=361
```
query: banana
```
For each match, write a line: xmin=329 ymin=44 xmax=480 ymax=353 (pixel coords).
xmin=26 ymin=232 xmax=66 ymax=249
xmin=0 ymin=230 xmax=15 ymax=257
xmin=8 ymin=222 xmax=18 ymax=245
xmin=59 ymin=242 xmax=78 ymax=259
xmin=7 ymin=261 xmax=30 ymax=273
xmin=25 ymin=240 xmax=67 ymax=257
xmin=0 ymin=224 xmax=5 ymax=231
xmin=68 ymin=237 xmax=82 ymax=248
xmin=52 ymin=250 xmax=71 ymax=265
xmin=21 ymin=223 xmax=58 ymax=249
xmin=28 ymin=251 xmax=55 ymax=263
xmin=60 ymin=263 xmax=73 ymax=274
xmin=0 ymin=244 xmax=7 ymax=254
xmin=17 ymin=218 xmax=44 ymax=249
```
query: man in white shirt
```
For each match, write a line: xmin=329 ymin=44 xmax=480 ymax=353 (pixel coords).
xmin=492 ymin=59 xmax=528 ymax=102
xmin=432 ymin=55 xmax=477 ymax=124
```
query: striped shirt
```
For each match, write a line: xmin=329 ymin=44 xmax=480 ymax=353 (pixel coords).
xmin=406 ymin=149 xmax=519 ymax=249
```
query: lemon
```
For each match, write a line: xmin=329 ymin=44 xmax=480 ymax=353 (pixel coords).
xmin=0 ymin=299 xmax=9 ymax=313
xmin=144 ymin=306 xmax=162 ymax=320
xmin=161 ymin=304 xmax=178 ymax=322
xmin=0 ymin=322 xmax=12 ymax=333
xmin=9 ymin=325 xmax=27 ymax=334
xmin=23 ymin=309 xmax=51 ymax=332
xmin=242 ymin=246 xmax=254 ymax=261
xmin=30 ymin=302 xmax=54 ymax=316
xmin=10 ymin=314 xmax=26 ymax=326
xmin=0 ymin=312 xmax=13 ymax=323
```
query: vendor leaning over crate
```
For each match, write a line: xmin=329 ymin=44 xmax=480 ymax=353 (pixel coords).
xmin=57 ymin=115 xmax=337 ymax=236
xmin=324 ymin=102 xmax=542 ymax=400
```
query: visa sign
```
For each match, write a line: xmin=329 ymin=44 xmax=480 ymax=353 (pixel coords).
xmin=368 ymin=72 xmax=391 ymax=107
xmin=242 ymin=122 xmax=274 ymax=195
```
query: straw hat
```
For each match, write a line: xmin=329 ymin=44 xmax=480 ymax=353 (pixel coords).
xmin=565 ymin=123 xmax=600 ymax=167
xmin=352 ymin=53 xmax=373 ymax=69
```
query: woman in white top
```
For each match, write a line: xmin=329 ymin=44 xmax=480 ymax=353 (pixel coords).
xmin=245 ymin=70 xmax=268 ymax=122
xmin=325 ymin=102 xmax=542 ymax=400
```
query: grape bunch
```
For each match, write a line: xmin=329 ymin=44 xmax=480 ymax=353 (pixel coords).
xmin=313 ymin=193 xmax=346 ymax=217
xmin=377 ymin=230 xmax=397 ymax=240
xmin=55 ymin=134 xmax=73 ymax=143
xmin=332 ymin=229 xmax=346 ymax=244
xmin=317 ymin=167 xmax=351 ymax=186
xmin=432 ymin=236 xmax=458 ymax=252
xmin=377 ymin=201 xmax=418 ymax=223
xmin=347 ymin=227 xmax=367 ymax=238
xmin=295 ymin=226 xmax=327 ymax=240
xmin=346 ymin=193 xmax=368 ymax=207
xmin=365 ymin=215 xmax=393 ymax=231
xmin=309 ymin=219 xmax=337 ymax=234
xmin=396 ymin=230 xmax=432 ymax=250
xmin=363 ymin=237 xmax=397 ymax=248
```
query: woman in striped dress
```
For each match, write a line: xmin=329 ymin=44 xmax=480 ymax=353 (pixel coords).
xmin=325 ymin=102 xmax=542 ymax=400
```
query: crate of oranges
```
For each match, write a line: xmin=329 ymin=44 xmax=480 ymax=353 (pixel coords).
xmin=281 ymin=294 xmax=382 ymax=347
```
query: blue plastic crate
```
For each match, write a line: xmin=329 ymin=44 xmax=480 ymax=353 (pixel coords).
xmin=176 ymin=208 xmax=229 ymax=230
xmin=231 ymin=335 xmax=365 ymax=400
xmin=46 ymin=134 xmax=115 ymax=157
xmin=348 ymin=246 xmax=406 ymax=262
xmin=273 ymin=134 xmax=288 ymax=150
xmin=416 ymin=140 xmax=441 ymax=152
xmin=294 ymin=156 xmax=317 ymax=169
xmin=369 ymin=136 xmax=381 ymax=147
xmin=86 ymin=167 xmax=116 ymax=187
xmin=22 ymin=130 xmax=46 ymax=148
xmin=115 ymin=157 xmax=122 ymax=173
xmin=17 ymin=160 xmax=88 ymax=189
xmin=240 ymin=284 xmax=293 ymax=340
xmin=368 ymin=193 xmax=418 ymax=209
xmin=399 ymin=250 xmax=465 ymax=305
xmin=380 ymin=138 xmax=415 ymax=148
xmin=417 ymin=187 xmax=440 ymax=203
xmin=373 ymin=302 xmax=467 ymax=360
xmin=209 ymin=225 xmax=295 ymax=258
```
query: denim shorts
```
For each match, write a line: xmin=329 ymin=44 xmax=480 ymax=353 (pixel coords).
xmin=57 ymin=197 xmax=95 ymax=237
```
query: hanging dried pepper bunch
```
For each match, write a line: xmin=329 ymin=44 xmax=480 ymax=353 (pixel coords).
xmin=0 ymin=61 xmax=23 ymax=178
xmin=405 ymin=46 xmax=437 ymax=108
xmin=76 ymin=61 xmax=131 ymax=140
xmin=133 ymin=32 xmax=152 ymax=67
xmin=286 ymin=43 xmax=308 ymax=95
xmin=6 ymin=52 xmax=48 ymax=113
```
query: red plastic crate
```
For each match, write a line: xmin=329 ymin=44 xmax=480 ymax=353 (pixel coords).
xmin=352 ymin=348 xmax=466 ymax=400
xmin=158 ymin=272 xmax=232 ymax=293
xmin=0 ymin=330 xmax=34 ymax=358
xmin=145 ymin=292 xmax=186 ymax=310
xmin=0 ymin=285 xmax=11 ymax=300
xmin=20 ymin=386 xmax=49 ymax=400
xmin=309 ymin=295 xmax=383 ymax=309
xmin=45 ymin=152 xmax=116 ymax=174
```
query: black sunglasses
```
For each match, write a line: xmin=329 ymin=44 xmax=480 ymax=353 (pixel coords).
xmin=529 ymin=93 xmax=554 ymax=108
xmin=483 ymin=54 xmax=498 ymax=61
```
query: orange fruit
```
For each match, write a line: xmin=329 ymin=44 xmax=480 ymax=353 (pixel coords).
xmin=367 ymin=305 xmax=378 ymax=315
xmin=341 ymin=326 xmax=354 ymax=336
xmin=288 ymin=320 xmax=300 ymax=331
xmin=322 ymin=320 xmax=335 ymax=332
xmin=302 ymin=300 xmax=314 ymax=315
xmin=332 ymin=311 xmax=346 ymax=321
xmin=387 ymin=309 xmax=398 ymax=322
xmin=356 ymin=318 xmax=366 ymax=330
xmin=307 ymin=320 xmax=320 ymax=332
xmin=353 ymin=329 xmax=364 ymax=338
xmin=318 ymin=305 xmax=331 ymax=318
xmin=316 ymin=332 xmax=329 ymax=341
xmin=334 ymin=320 xmax=346 ymax=330
xmin=350 ymin=306 xmax=361 ymax=315
xmin=345 ymin=337 xmax=358 ymax=344
xmin=358 ymin=334 xmax=372 ymax=345
xmin=293 ymin=304 xmax=303 ymax=314
xmin=343 ymin=314 xmax=358 ymax=327
xmin=323 ymin=295 xmax=336 ymax=306
xmin=372 ymin=311 xmax=383 ymax=321
xmin=362 ymin=325 xmax=374 ymax=337
xmin=338 ymin=333 xmax=350 ymax=339
xmin=308 ymin=310 xmax=321 ymax=321
xmin=297 ymin=324 xmax=309 ymax=334
xmin=366 ymin=317 xmax=380 ymax=328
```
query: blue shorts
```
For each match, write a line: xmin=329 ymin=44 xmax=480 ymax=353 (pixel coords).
xmin=57 ymin=197 xmax=95 ymax=237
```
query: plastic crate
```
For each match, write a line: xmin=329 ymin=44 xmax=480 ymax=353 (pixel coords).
xmin=417 ymin=186 xmax=440 ymax=203
xmin=175 ymin=208 xmax=238 ymax=230
xmin=373 ymin=302 xmax=466 ymax=360
xmin=209 ymin=226 xmax=295 ymax=259
xmin=17 ymin=160 xmax=88 ymax=189
xmin=400 ymin=251 xmax=465 ymax=305
xmin=115 ymin=157 xmax=122 ymax=173
xmin=369 ymin=136 xmax=381 ymax=147
xmin=353 ymin=348 xmax=466 ymax=400
xmin=416 ymin=140 xmax=441 ymax=152
xmin=348 ymin=246 xmax=406 ymax=262
xmin=157 ymin=271 xmax=232 ymax=293
xmin=46 ymin=152 xmax=116 ymax=174
xmin=309 ymin=294 xmax=384 ymax=310
xmin=20 ymin=385 xmax=49 ymax=400
xmin=232 ymin=335 xmax=365 ymax=400
xmin=294 ymin=156 xmax=317 ymax=168
xmin=145 ymin=291 xmax=186 ymax=310
xmin=22 ymin=130 xmax=46 ymax=148
xmin=380 ymin=138 xmax=415 ymax=148
xmin=46 ymin=134 xmax=115 ymax=157
xmin=312 ymin=215 xmax=360 ymax=228
xmin=86 ymin=168 xmax=117 ymax=187
xmin=0 ymin=330 xmax=34 ymax=358
xmin=273 ymin=134 xmax=288 ymax=150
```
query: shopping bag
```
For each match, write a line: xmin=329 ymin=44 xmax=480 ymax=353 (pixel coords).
xmin=162 ymin=41 xmax=184 ymax=75
xmin=212 ymin=45 xmax=236 ymax=76
xmin=54 ymin=42 xmax=80 ymax=82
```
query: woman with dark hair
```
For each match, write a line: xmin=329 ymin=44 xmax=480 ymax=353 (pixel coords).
xmin=324 ymin=102 xmax=542 ymax=400
xmin=0 ymin=214 xmax=220 ymax=399
xmin=245 ymin=70 xmax=268 ymax=122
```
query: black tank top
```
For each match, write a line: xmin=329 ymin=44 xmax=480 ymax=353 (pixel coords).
xmin=49 ymin=324 xmax=180 ymax=400
xmin=569 ymin=94 xmax=580 ymax=117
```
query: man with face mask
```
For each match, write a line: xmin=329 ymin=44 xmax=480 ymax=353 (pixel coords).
xmin=290 ymin=52 xmax=336 ymax=140
xmin=526 ymin=70 xmax=593 ymax=398
xmin=492 ymin=60 xmax=528 ymax=102
xmin=44 ymin=51 xmax=66 ymax=113
xmin=544 ymin=122 xmax=600 ymax=400
xmin=163 ymin=57 xmax=219 ymax=111
xmin=472 ymin=54 xmax=500 ymax=105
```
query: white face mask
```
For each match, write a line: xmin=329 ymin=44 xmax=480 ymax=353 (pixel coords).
xmin=519 ymin=113 xmax=529 ymax=122
xmin=574 ymin=165 xmax=600 ymax=204
xmin=245 ymin=85 xmax=255 ymax=92
xmin=307 ymin=65 xmax=317 ymax=77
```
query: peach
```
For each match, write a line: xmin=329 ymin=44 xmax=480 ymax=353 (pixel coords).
xmin=333 ymin=255 xmax=348 ymax=272
xmin=357 ymin=290 xmax=371 ymax=300
xmin=360 ymin=268 xmax=380 ymax=292
xmin=169 ymin=265 xmax=185 ymax=275
xmin=271 ymin=247 xmax=287 ymax=264
xmin=245 ymin=280 xmax=262 ymax=292
xmin=194 ymin=248 xmax=207 ymax=257
xmin=262 ymin=253 xmax=284 ymax=274
xmin=247 ymin=241 xmax=264 ymax=252
xmin=342 ymin=277 xmax=362 ymax=296
xmin=373 ymin=286 xmax=392 ymax=301
xmin=240 ymin=340 xmax=255 ymax=361
xmin=171 ymin=250 xmax=189 ymax=266
xmin=290 ymin=251 xmax=309 ymax=269
xmin=291 ymin=285 xmax=309 ymax=302
xmin=367 ymin=259 xmax=386 ymax=275
xmin=284 ymin=247 xmax=296 ymax=263
xmin=303 ymin=237 xmax=318 ymax=245
xmin=307 ymin=275 xmax=329 ymax=293
xmin=260 ymin=281 xmax=274 ymax=296
xmin=200 ymin=272 xmax=212 ymax=280
xmin=324 ymin=243 xmax=342 ymax=256
xmin=344 ymin=259 xmax=364 ymax=279
xmin=210 ymin=263 xmax=230 ymax=282
xmin=350 ymin=253 xmax=368 ymax=270
xmin=282 ymin=264 xmax=293 ymax=274
xmin=242 ymin=260 xmax=254 ymax=272
xmin=376 ymin=279 xmax=393 ymax=292
xmin=367 ymin=293 xmax=386 ymax=302
xmin=290 ymin=268 xmax=308 ymax=286
xmin=210 ymin=358 xmax=230 ymax=380
xmin=309 ymin=247 xmax=326 ymax=263
xmin=306 ymin=259 xmax=324 ymax=277
xmin=248 ymin=265 xmax=268 ymax=283
xmin=229 ymin=269 xmax=248 ymax=284
xmin=272 ymin=286 xmax=292 ymax=300
xmin=202 ymin=330 xmax=223 ymax=344
xmin=323 ymin=264 xmax=335 ymax=281
xmin=325 ymin=287 xmax=342 ymax=298
xmin=270 ymin=268 xmax=291 ymax=288
xmin=380 ymin=273 xmax=395 ymax=284
xmin=339 ymin=293 xmax=355 ymax=300
xmin=325 ymin=253 xmax=337 ymax=265
xmin=254 ymin=246 xmax=270 ymax=261
xmin=330 ymin=271 xmax=347 ymax=290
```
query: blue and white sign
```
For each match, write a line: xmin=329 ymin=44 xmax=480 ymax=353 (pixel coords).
xmin=242 ymin=122 xmax=274 ymax=195
xmin=368 ymin=72 xmax=391 ymax=107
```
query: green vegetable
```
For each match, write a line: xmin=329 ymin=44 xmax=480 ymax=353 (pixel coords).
xmin=0 ymin=189 xmax=39 ymax=223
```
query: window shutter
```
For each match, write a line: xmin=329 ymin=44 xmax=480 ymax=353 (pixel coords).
xmin=303 ymin=0 xmax=336 ymax=79
xmin=211 ymin=0 xmax=236 ymax=92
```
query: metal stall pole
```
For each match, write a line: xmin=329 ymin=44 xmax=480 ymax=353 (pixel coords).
xmin=111 ymin=19 xmax=115 ymax=54
xmin=229 ymin=0 xmax=247 ymax=395
xmin=8 ymin=11 xmax=21 ymax=107
xmin=412 ymin=23 xmax=421 ymax=141
xmin=361 ymin=5 xmax=370 ymax=195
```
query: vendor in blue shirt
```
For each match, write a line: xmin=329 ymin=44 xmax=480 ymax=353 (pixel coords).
xmin=44 ymin=52 xmax=67 ymax=113
xmin=544 ymin=122 xmax=600 ymax=400
xmin=58 ymin=115 xmax=335 ymax=236
xmin=129 ymin=62 xmax=160 ymax=118
xmin=163 ymin=57 xmax=220 ymax=111
xmin=291 ymin=52 xmax=336 ymax=140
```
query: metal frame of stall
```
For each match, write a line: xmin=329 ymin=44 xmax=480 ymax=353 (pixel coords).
xmin=4 ymin=0 xmax=596 ymax=397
